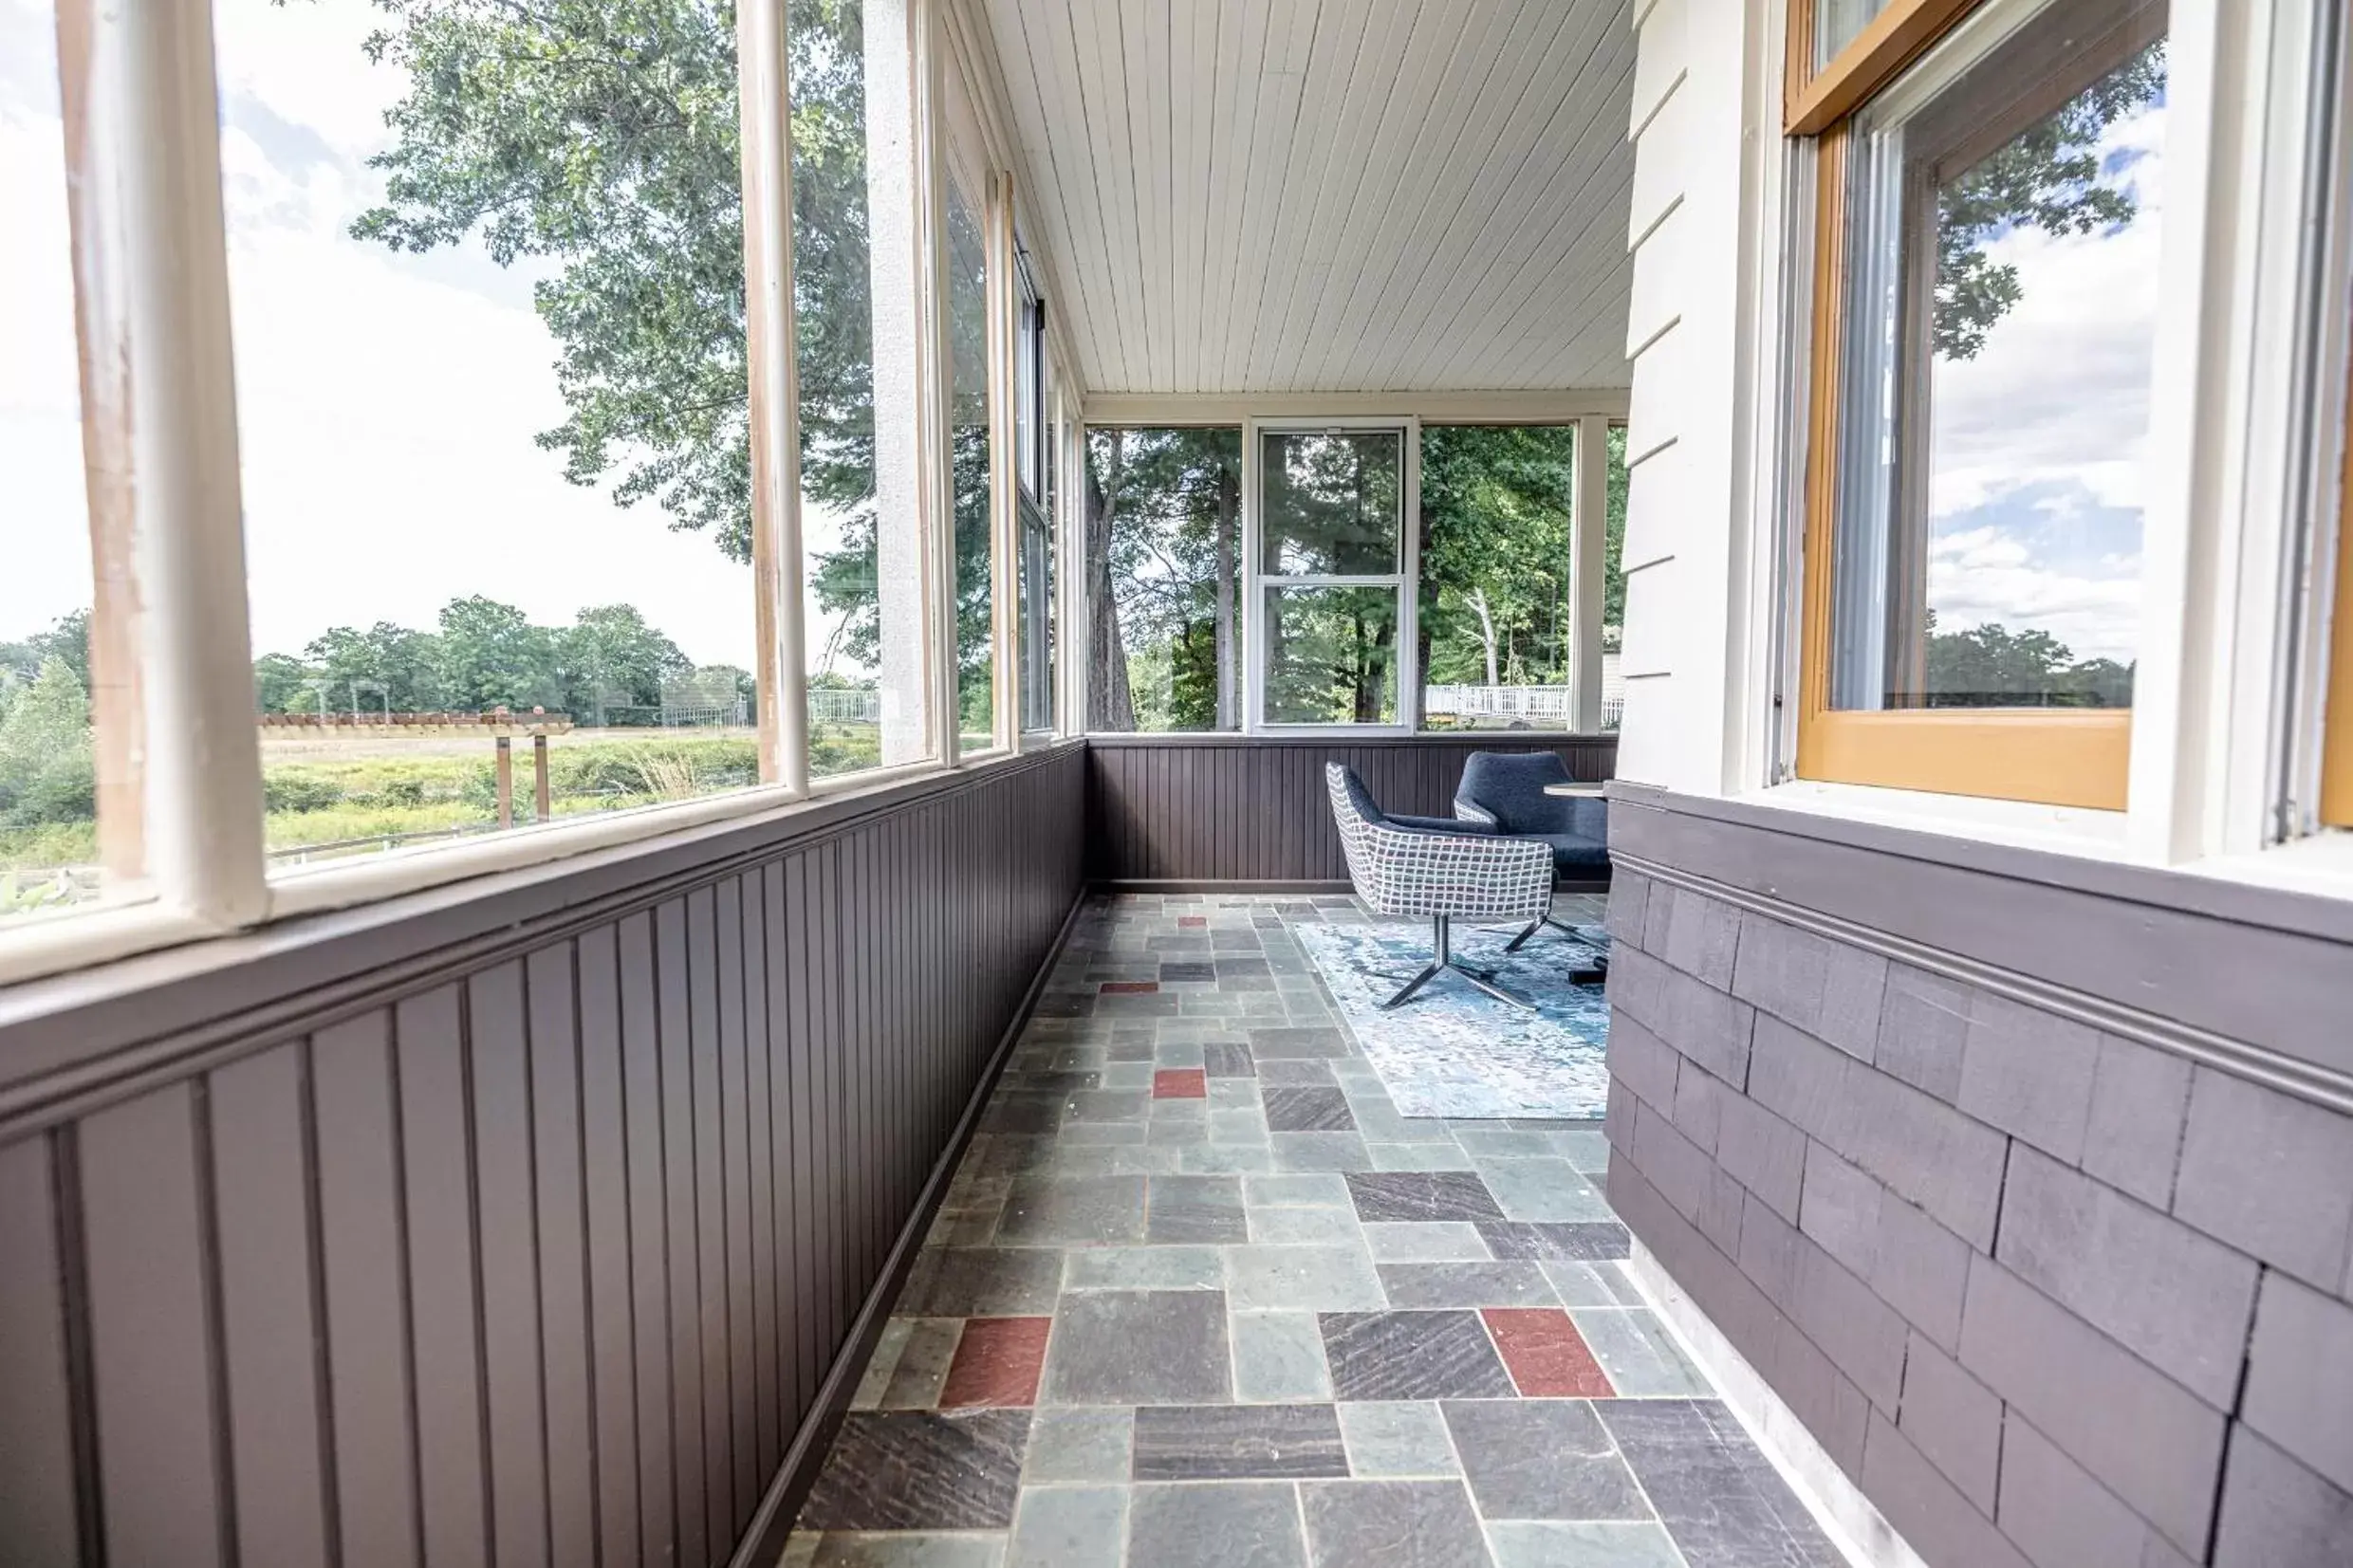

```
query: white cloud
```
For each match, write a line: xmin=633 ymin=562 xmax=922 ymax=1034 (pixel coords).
xmin=1913 ymin=93 xmax=2167 ymax=669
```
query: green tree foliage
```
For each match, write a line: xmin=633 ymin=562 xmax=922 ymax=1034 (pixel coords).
xmin=555 ymin=602 xmax=694 ymax=718
xmin=0 ymin=658 xmax=96 ymax=829
xmin=1083 ymin=428 xmax=1241 ymax=731
xmin=302 ymin=620 xmax=450 ymax=713
xmin=1603 ymin=424 xmax=1627 ymax=648
xmin=1418 ymin=426 xmax=1578 ymax=688
xmin=0 ymin=609 xmax=92 ymax=692
xmin=1936 ymin=41 xmax=2166 ymax=360
xmin=1916 ymin=617 xmax=2134 ymax=708
xmin=355 ymin=0 xmax=757 ymax=552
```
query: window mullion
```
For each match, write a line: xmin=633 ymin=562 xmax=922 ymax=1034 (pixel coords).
xmin=72 ymin=0 xmax=268 ymax=927
xmin=1572 ymin=413 xmax=1612 ymax=732
xmin=739 ymin=0 xmax=808 ymax=796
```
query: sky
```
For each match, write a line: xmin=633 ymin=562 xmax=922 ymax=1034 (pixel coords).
xmin=1919 ymin=90 xmax=2168 ymax=667
xmin=0 ymin=0 xmax=860 ymax=676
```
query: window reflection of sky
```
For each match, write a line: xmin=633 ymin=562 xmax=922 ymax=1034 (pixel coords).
xmin=1925 ymin=100 xmax=2165 ymax=666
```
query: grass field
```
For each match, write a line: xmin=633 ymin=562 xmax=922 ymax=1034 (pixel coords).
xmin=1 ymin=725 xmax=892 ymax=895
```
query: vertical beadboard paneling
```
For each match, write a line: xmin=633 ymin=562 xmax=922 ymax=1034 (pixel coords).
xmin=1084 ymin=736 xmax=1619 ymax=881
xmin=0 ymin=1135 xmax=80 ymax=1563
xmin=209 ymin=1042 xmax=333 ymax=1568
xmin=576 ymin=923 xmax=642 ymax=1568
xmin=526 ymin=941 xmax=596 ymax=1568
xmin=312 ymin=1010 xmax=422 ymax=1568
xmin=80 ymin=1083 xmax=225 ymax=1568
xmin=398 ymin=984 xmax=491 ymax=1568
xmin=0 ymin=747 xmax=1083 ymax=1568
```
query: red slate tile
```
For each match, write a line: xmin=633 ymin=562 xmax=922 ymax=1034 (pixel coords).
xmin=1482 ymin=1308 xmax=1614 ymax=1397
xmin=1178 ymin=915 xmax=1208 ymax=928
xmin=938 ymin=1317 xmax=1052 ymax=1408
xmin=1101 ymin=981 xmax=1159 ymax=994
xmin=1154 ymin=1068 xmax=1208 ymax=1099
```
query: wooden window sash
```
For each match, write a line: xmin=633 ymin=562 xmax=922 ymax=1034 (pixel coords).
xmin=1790 ymin=4 xmax=2138 ymax=812
xmin=2323 ymin=343 xmax=2353 ymax=825
xmin=1786 ymin=0 xmax=1980 ymax=137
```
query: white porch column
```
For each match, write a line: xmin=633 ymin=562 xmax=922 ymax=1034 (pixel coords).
xmin=1570 ymin=412 xmax=1612 ymax=733
xmin=865 ymin=0 xmax=936 ymax=766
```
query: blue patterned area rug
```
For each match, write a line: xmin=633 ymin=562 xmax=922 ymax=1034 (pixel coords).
xmin=1293 ymin=919 xmax=1613 ymax=1119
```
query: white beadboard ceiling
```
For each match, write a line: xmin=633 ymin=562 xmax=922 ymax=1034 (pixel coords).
xmin=976 ymin=0 xmax=1636 ymax=397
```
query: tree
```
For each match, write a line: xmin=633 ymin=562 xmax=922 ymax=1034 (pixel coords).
xmin=430 ymin=596 xmax=561 ymax=711
xmin=0 ymin=609 xmax=92 ymax=692
xmin=1935 ymin=42 xmax=2166 ymax=360
xmin=556 ymin=602 xmax=692 ymax=719
xmin=1916 ymin=617 xmax=2134 ymax=709
xmin=251 ymin=653 xmax=319 ymax=714
xmin=1083 ymin=427 xmax=1243 ymax=731
xmin=305 ymin=620 xmax=448 ymax=712
xmin=1417 ymin=425 xmax=1579 ymax=688
xmin=0 ymin=657 xmax=96 ymax=827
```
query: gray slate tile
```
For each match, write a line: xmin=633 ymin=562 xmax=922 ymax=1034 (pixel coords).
xmin=799 ymin=1410 xmax=1031 ymax=1530
xmin=1338 ymin=1400 xmax=1460 ymax=1477
xmin=1378 ymin=1262 xmax=1558 ymax=1308
xmin=900 ymin=1247 xmax=1065 ymax=1316
xmin=1131 ymin=1402 xmax=1349 ymax=1480
xmin=1126 ymin=1482 xmax=1310 ymax=1568
xmin=1442 ymin=1400 xmax=1649 ymax=1522
xmin=1008 ymin=1486 xmax=1125 ymax=1568
xmin=995 ymin=1174 xmax=1148 ymax=1245
xmin=1474 ymin=1221 xmax=1630 ymax=1261
xmin=1265 ymin=1086 xmax=1360 ymax=1133
xmin=1148 ymin=1174 xmax=1249 ymax=1244
xmin=1041 ymin=1290 xmax=1232 ymax=1405
xmin=1346 ymin=1171 xmax=1507 ymax=1223
xmin=1322 ymin=1310 xmax=1516 ymax=1400
xmin=1300 ymin=1480 xmax=1492 ymax=1568
xmin=1597 ymin=1399 xmax=1845 ymax=1567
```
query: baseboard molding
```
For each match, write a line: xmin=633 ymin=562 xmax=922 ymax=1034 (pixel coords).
xmin=1627 ymin=1240 xmax=1928 ymax=1568
xmin=728 ymin=886 xmax=1090 ymax=1568
xmin=1093 ymin=878 xmax=1355 ymax=895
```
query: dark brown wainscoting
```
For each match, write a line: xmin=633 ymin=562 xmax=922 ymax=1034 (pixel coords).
xmin=1084 ymin=733 xmax=1618 ymax=884
xmin=0 ymin=745 xmax=1084 ymax=1568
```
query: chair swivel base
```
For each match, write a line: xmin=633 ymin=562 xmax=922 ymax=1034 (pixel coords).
xmin=1379 ymin=914 xmax=1537 ymax=1011
xmin=1504 ymin=910 xmax=1610 ymax=984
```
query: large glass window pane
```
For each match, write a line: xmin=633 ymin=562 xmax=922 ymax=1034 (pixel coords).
xmin=795 ymin=0 xmax=929 ymax=780
xmin=948 ymin=175 xmax=993 ymax=753
xmin=1083 ymin=428 xmax=1244 ymax=732
xmin=1261 ymin=431 xmax=1402 ymax=575
xmin=1829 ymin=0 xmax=2164 ymax=712
xmin=2 ymin=3 xmax=128 ymax=923
xmin=1265 ymin=586 xmax=1399 ymax=725
xmin=213 ymin=0 xmax=761 ymax=873
xmin=1417 ymin=426 xmax=1577 ymax=730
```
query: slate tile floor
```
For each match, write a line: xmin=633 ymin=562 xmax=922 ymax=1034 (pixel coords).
xmin=782 ymin=895 xmax=1849 ymax=1568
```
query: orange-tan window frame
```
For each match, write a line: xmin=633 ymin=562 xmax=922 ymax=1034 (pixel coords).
xmin=1787 ymin=0 xmax=2133 ymax=812
xmin=2323 ymin=341 xmax=2353 ymax=824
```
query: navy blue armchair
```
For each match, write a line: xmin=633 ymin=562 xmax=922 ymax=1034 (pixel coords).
xmin=1454 ymin=750 xmax=1609 ymax=951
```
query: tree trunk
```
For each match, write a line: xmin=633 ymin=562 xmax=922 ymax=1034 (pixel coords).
xmin=1085 ymin=432 xmax=1136 ymax=730
xmin=1214 ymin=458 xmax=1238 ymax=729
xmin=1469 ymin=587 xmax=1500 ymax=687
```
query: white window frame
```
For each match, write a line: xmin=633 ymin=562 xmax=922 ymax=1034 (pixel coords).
xmin=0 ymin=0 xmax=1063 ymax=987
xmin=1243 ymin=415 xmax=1423 ymax=735
xmin=1710 ymin=0 xmax=2353 ymax=898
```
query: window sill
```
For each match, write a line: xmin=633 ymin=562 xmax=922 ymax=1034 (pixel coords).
xmin=1737 ymin=777 xmax=2136 ymax=862
xmin=0 ymin=747 xmax=1075 ymax=992
xmin=2172 ymin=829 xmax=2353 ymax=905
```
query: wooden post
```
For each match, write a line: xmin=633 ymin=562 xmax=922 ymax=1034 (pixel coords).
xmin=533 ymin=734 xmax=550 ymax=823
xmin=495 ymin=736 xmax=513 ymax=830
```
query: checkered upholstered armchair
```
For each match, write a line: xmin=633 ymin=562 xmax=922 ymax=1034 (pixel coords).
xmin=1325 ymin=762 xmax=1552 ymax=1009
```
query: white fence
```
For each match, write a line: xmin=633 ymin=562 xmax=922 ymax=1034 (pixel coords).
xmin=808 ymin=688 xmax=881 ymax=725
xmin=1422 ymin=684 xmax=1577 ymax=723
